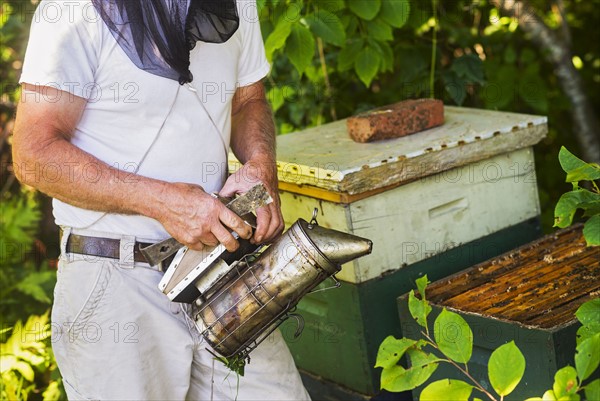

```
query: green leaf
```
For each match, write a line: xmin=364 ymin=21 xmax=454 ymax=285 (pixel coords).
xmin=420 ymin=379 xmax=473 ymax=401
xmin=15 ymin=271 xmax=56 ymax=304
xmin=584 ymin=379 xmax=600 ymax=401
xmin=264 ymin=19 xmax=292 ymax=62
xmin=0 ymin=355 xmax=18 ymax=374
xmin=267 ymin=85 xmax=296 ymax=113
xmin=348 ymin=0 xmax=381 ymax=20
xmin=15 ymin=360 xmax=35 ymax=382
xmin=408 ymin=290 xmax=432 ymax=328
xmin=338 ymin=39 xmax=364 ymax=71
xmin=0 ymin=194 xmax=40 ymax=254
xmin=257 ymin=0 xmax=267 ymax=12
xmin=577 ymin=323 xmax=600 ymax=346
xmin=305 ymin=10 xmax=346 ymax=46
xmin=576 ymin=299 xmax=600 ymax=327
xmin=381 ymin=364 xmax=438 ymax=392
xmin=375 ymin=336 xmax=417 ymax=369
xmin=559 ymin=147 xmax=589 ymax=175
xmin=583 ymin=215 xmax=600 ymax=246
xmin=575 ymin=333 xmax=600 ymax=381
xmin=444 ymin=70 xmax=467 ymax=106
xmin=377 ymin=41 xmax=394 ymax=72
xmin=434 ymin=309 xmax=473 ymax=364
xmin=340 ymin=14 xmax=359 ymax=33
xmin=381 ymin=350 xmax=439 ymax=392
xmin=553 ymin=366 xmax=578 ymax=398
xmin=366 ymin=19 xmax=393 ymax=41
xmin=488 ymin=341 xmax=526 ymax=396
xmin=580 ymin=200 xmax=600 ymax=217
xmin=416 ymin=275 xmax=430 ymax=301
xmin=286 ymin=24 xmax=315 ymax=74
xmin=524 ymin=392 xmax=556 ymax=401
xmin=267 ymin=87 xmax=283 ymax=113
xmin=355 ymin=46 xmax=380 ymax=87
xmin=553 ymin=189 xmax=600 ymax=228
xmin=380 ymin=0 xmax=410 ymax=28
xmin=406 ymin=347 xmax=441 ymax=367
xmin=451 ymin=54 xmax=485 ymax=85
xmin=42 ymin=381 xmax=63 ymax=401
xmin=566 ymin=163 xmax=600 ymax=183
xmin=315 ymin=0 xmax=345 ymax=12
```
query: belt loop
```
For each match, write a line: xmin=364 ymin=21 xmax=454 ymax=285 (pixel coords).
xmin=60 ymin=226 xmax=72 ymax=260
xmin=120 ymin=235 xmax=136 ymax=268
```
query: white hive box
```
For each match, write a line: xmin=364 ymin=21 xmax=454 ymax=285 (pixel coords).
xmin=230 ymin=106 xmax=547 ymax=284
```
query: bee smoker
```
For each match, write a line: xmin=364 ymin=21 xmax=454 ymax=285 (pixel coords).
xmin=161 ymin=209 xmax=372 ymax=361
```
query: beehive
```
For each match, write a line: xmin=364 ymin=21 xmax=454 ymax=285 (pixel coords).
xmin=399 ymin=225 xmax=600 ymax=400
xmin=231 ymin=106 xmax=548 ymax=396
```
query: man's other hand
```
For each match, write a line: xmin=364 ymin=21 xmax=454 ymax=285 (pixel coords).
xmin=219 ymin=159 xmax=284 ymax=244
xmin=156 ymin=182 xmax=253 ymax=252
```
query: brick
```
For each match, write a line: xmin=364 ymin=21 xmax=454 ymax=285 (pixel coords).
xmin=347 ymin=99 xmax=444 ymax=143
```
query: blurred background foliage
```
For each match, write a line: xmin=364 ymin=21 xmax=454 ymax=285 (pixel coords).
xmin=1 ymin=0 xmax=599 ymax=399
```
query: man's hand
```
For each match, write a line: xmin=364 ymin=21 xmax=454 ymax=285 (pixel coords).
xmin=154 ymin=182 xmax=253 ymax=252
xmin=220 ymin=159 xmax=284 ymax=244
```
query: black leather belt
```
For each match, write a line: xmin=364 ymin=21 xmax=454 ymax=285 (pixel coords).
xmin=64 ymin=233 xmax=173 ymax=271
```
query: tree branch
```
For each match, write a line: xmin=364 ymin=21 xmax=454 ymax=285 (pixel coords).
xmin=553 ymin=0 xmax=571 ymax=46
xmin=492 ymin=0 xmax=600 ymax=163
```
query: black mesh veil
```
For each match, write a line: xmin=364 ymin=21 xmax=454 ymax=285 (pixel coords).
xmin=91 ymin=0 xmax=239 ymax=84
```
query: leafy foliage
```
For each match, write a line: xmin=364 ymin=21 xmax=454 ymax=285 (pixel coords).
xmin=211 ymin=352 xmax=248 ymax=377
xmin=257 ymin=0 xmax=599 ymax=235
xmin=376 ymin=275 xmax=600 ymax=401
xmin=0 ymin=191 xmax=57 ymax=329
xmin=0 ymin=313 xmax=64 ymax=400
xmin=554 ymin=147 xmax=600 ymax=246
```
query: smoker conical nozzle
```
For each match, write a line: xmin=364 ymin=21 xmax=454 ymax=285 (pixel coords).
xmin=299 ymin=219 xmax=373 ymax=266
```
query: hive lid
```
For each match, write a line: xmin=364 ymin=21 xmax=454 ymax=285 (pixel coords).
xmin=230 ymin=107 xmax=547 ymax=201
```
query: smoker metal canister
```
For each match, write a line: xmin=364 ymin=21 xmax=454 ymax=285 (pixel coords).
xmin=194 ymin=218 xmax=373 ymax=358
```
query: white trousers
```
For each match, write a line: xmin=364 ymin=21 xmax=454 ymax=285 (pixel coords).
xmin=52 ymin=228 xmax=311 ymax=401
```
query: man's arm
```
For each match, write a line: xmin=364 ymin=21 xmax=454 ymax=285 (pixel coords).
xmin=12 ymin=84 xmax=252 ymax=251
xmin=221 ymin=81 xmax=284 ymax=244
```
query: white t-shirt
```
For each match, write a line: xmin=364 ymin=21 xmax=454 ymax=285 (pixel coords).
xmin=20 ymin=0 xmax=270 ymax=241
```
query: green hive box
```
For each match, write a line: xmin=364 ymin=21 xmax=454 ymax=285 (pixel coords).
xmin=281 ymin=218 xmax=541 ymax=396
xmin=397 ymin=226 xmax=600 ymax=401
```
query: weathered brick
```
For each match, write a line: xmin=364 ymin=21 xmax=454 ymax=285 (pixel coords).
xmin=347 ymin=99 xmax=444 ymax=143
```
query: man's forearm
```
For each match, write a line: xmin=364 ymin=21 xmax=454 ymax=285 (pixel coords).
xmin=12 ymin=136 xmax=167 ymax=220
xmin=224 ymin=81 xmax=284 ymax=243
xmin=230 ymin=84 xmax=277 ymax=169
